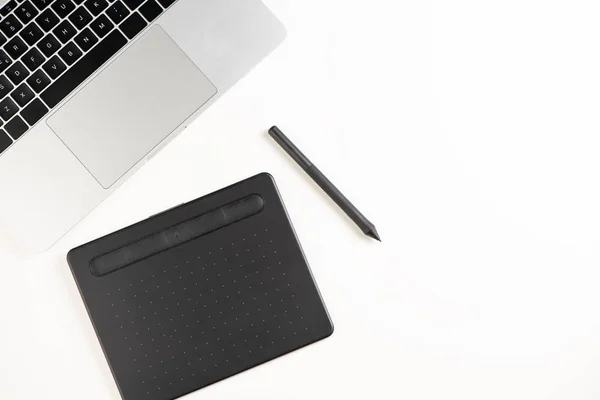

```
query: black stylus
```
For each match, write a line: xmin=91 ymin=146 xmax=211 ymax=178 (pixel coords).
xmin=268 ymin=126 xmax=381 ymax=241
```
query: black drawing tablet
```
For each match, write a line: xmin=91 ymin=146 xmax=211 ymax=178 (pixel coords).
xmin=68 ymin=173 xmax=333 ymax=400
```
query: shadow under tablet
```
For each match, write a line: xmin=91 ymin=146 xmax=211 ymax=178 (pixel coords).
xmin=68 ymin=173 xmax=334 ymax=400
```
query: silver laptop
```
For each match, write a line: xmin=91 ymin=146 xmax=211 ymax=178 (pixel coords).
xmin=0 ymin=0 xmax=285 ymax=252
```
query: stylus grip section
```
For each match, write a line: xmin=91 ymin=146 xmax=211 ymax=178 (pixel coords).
xmin=90 ymin=195 xmax=265 ymax=276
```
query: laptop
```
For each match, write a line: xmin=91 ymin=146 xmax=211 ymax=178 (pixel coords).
xmin=0 ymin=0 xmax=286 ymax=252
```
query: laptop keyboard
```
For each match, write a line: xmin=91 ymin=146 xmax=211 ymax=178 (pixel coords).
xmin=0 ymin=0 xmax=177 ymax=156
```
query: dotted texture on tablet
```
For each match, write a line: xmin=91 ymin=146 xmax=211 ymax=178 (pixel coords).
xmin=68 ymin=174 xmax=333 ymax=400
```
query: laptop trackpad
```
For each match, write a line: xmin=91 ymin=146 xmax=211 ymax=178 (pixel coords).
xmin=47 ymin=26 xmax=217 ymax=189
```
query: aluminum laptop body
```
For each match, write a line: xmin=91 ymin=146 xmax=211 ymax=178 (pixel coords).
xmin=0 ymin=0 xmax=286 ymax=252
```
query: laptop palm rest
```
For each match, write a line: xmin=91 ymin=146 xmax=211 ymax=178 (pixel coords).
xmin=47 ymin=26 xmax=217 ymax=189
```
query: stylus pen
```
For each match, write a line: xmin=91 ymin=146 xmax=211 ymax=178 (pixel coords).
xmin=268 ymin=126 xmax=381 ymax=241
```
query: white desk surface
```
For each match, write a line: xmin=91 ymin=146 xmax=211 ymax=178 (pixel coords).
xmin=2 ymin=1 xmax=600 ymax=399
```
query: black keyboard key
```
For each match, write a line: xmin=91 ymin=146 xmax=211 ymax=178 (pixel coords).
xmin=32 ymin=0 xmax=54 ymax=11
xmin=89 ymin=13 xmax=112 ymax=38
xmin=0 ymin=32 xmax=6 ymax=47
xmin=15 ymin=1 xmax=39 ymax=24
xmin=5 ymin=115 xmax=28 ymax=139
xmin=5 ymin=61 xmax=29 ymax=84
xmin=5 ymin=35 xmax=28 ymax=59
xmin=0 ymin=97 xmax=19 ymax=121
xmin=41 ymin=29 xmax=126 ymax=107
xmin=36 ymin=8 xmax=60 ymax=32
xmin=41 ymin=54 xmax=65 ymax=78
xmin=10 ymin=82 xmax=34 ymax=106
xmin=20 ymin=98 xmax=47 ymax=125
xmin=37 ymin=33 xmax=61 ymax=56
xmin=26 ymin=69 xmax=50 ymax=92
xmin=69 ymin=5 xmax=92 ymax=29
xmin=21 ymin=47 xmax=45 ymax=70
xmin=0 ymin=1 xmax=18 ymax=16
xmin=0 ymin=50 xmax=12 ymax=73
xmin=58 ymin=41 xmax=81 ymax=64
xmin=51 ymin=0 xmax=75 ymax=18
xmin=0 ymin=75 xmax=14 ymax=97
xmin=139 ymin=0 xmax=161 ymax=22
xmin=123 ymin=0 xmax=143 ymax=10
xmin=0 ymin=129 xmax=11 ymax=154
xmin=106 ymin=1 xmax=129 ymax=24
xmin=84 ymin=0 xmax=107 ymax=16
xmin=74 ymin=27 xmax=96 ymax=51
xmin=20 ymin=22 xmax=44 ymax=45
xmin=0 ymin=15 xmax=24 ymax=38
xmin=156 ymin=0 xmax=174 ymax=8
xmin=53 ymin=20 xmax=76 ymax=43
xmin=119 ymin=11 xmax=145 ymax=39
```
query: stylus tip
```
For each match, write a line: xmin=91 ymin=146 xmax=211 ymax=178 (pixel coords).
xmin=366 ymin=227 xmax=381 ymax=242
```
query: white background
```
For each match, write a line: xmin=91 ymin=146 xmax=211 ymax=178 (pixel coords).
xmin=2 ymin=0 xmax=600 ymax=399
